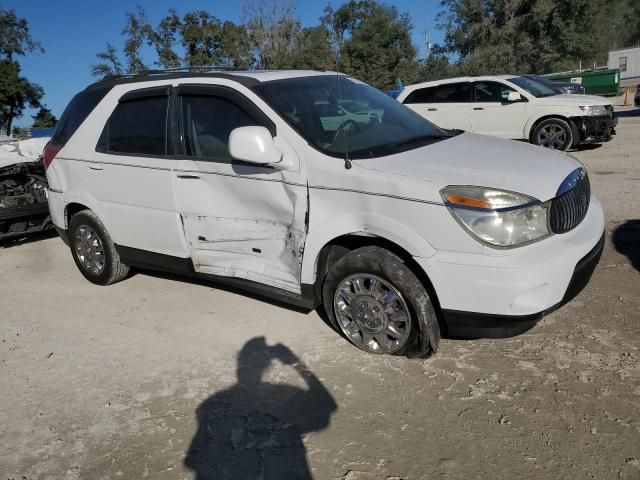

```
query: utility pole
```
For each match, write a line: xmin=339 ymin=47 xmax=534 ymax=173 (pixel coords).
xmin=423 ymin=19 xmax=433 ymax=59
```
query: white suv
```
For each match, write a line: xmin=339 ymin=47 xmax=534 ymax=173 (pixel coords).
xmin=397 ymin=75 xmax=617 ymax=151
xmin=44 ymin=70 xmax=604 ymax=357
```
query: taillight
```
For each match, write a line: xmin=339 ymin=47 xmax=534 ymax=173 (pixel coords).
xmin=42 ymin=143 xmax=62 ymax=170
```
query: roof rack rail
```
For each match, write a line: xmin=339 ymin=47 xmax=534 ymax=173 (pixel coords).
xmin=100 ymin=65 xmax=249 ymax=82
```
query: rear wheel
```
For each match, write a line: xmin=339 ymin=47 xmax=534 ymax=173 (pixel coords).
xmin=532 ymin=118 xmax=573 ymax=151
xmin=322 ymin=246 xmax=440 ymax=357
xmin=68 ymin=210 xmax=129 ymax=285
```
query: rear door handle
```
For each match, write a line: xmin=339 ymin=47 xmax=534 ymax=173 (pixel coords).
xmin=473 ymin=107 xmax=484 ymax=111
xmin=89 ymin=164 xmax=103 ymax=171
xmin=427 ymin=108 xmax=438 ymax=111
xmin=177 ymin=174 xmax=200 ymax=179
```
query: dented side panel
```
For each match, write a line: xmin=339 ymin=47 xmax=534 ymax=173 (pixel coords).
xmin=174 ymin=156 xmax=307 ymax=294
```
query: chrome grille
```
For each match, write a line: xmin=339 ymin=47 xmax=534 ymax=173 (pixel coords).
xmin=550 ymin=173 xmax=590 ymax=234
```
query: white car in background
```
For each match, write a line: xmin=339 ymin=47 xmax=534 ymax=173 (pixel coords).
xmin=397 ymin=75 xmax=617 ymax=151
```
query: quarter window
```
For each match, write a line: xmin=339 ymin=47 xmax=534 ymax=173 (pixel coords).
xmin=105 ymin=96 xmax=168 ymax=155
xmin=474 ymin=82 xmax=517 ymax=102
xmin=403 ymin=87 xmax=436 ymax=104
xmin=181 ymin=95 xmax=259 ymax=160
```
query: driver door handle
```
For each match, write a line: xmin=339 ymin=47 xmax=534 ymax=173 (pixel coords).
xmin=473 ymin=107 xmax=484 ymax=111
xmin=177 ymin=174 xmax=200 ymax=179
xmin=427 ymin=108 xmax=438 ymax=111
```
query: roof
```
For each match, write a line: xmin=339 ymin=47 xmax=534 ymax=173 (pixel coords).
xmin=86 ymin=68 xmax=340 ymax=91
xmin=402 ymin=75 xmax=518 ymax=92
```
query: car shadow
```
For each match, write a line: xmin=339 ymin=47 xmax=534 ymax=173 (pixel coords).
xmin=137 ymin=268 xmax=313 ymax=315
xmin=572 ymin=143 xmax=602 ymax=152
xmin=614 ymin=107 xmax=640 ymax=118
xmin=184 ymin=337 xmax=337 ymax=480
xmin=612 ymin=220 xmax=640 ymax=272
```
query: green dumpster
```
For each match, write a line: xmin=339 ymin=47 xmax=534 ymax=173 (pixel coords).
xmin=545 ymin=69 xmax=620 ymax=96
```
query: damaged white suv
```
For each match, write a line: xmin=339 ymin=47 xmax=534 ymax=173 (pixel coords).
xmin=44 ymin=70 xmax=605 ymax=357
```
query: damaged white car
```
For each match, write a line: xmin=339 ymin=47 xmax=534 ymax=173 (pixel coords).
xmin=0 ymin=137 xmax=51 ymax=241
xmin=44 ymin=70 xmax=604 ymax=357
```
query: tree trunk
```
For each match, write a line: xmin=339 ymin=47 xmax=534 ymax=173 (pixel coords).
xmin=6 ymin=104 xmax=14 ymax=136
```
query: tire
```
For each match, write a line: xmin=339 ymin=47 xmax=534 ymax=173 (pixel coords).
xmin=68 ymin=210 xmax=129 ymax=285
xmin=532 ymin=118 xmax=573 ymax=151
xmin=321 ymin=246 xmax=440 ymax=357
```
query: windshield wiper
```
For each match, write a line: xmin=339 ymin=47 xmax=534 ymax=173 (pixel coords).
xmin=391 ymin=133 xmax=451 ymax=150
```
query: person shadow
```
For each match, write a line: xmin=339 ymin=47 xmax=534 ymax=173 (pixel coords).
xmin=184 ymin=337 xmax=337 ymax=480
xmin=612 ymin=220 xmax=640 ymax=272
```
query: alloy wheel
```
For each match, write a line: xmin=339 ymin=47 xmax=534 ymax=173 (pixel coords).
xmin=333 ymin=274 xmax=412 ymax=354
xmin=74 ymin=225 xmax=106 ymax=275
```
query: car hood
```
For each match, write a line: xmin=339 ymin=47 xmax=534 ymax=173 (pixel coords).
xmin=354 ymin=132 xmax=581 ymax=202
xmin=533 ymin=94 xmax=611 ymax=106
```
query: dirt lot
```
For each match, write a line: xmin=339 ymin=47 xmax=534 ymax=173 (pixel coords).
xmin=1 ymin=112 xmax=639 ymax=480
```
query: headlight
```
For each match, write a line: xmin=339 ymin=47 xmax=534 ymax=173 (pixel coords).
xmin=579 ymin=105 xmax=607 ymax=116
xmin=441 ymin=186 xmax=550 ymax=248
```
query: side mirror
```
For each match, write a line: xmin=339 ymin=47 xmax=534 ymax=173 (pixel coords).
xmin=507 ymin=91 xmax=522 ymax=102
xmin=229 ymin=126 xmax=282 ymax=165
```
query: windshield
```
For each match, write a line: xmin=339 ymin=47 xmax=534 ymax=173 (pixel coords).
xmin=508 ymin=76 xmax=558 ymax=98
xmin=253 ymin=75 xmax=452 ymax=159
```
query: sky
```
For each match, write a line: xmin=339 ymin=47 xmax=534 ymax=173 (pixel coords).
xmin=4 ymin=0 xmax=444 ymax=127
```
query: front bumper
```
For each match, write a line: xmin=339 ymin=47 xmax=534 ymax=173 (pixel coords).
xmin=441 ymin=232 xmax=604 ymax=338
xmin=571 ymin=115 xmax=617 ymax=144
xmin=415 ymin=197 xmax=605 ymax=338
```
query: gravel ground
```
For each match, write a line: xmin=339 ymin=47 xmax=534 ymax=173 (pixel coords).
xmin=1 ymin=111 xmax=639 ymax=480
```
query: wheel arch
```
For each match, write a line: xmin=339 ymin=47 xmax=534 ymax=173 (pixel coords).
xmin=65 ymin=202 xmax=90 ymax=228
xmin=301 ymin=213 xmax=437 ymax=285
xmin=302 ymin=214 xmax=443 ymax=326
xmin=525 ymin=114 xmax=572 ymax=142
xmin=310 ymin=232 xmax=446 ymax=336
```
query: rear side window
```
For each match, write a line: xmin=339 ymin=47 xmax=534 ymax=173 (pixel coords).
xmin=432 ymin=83 xmax=472 ymax=103
xmin=101 ymin=95 xmax=168 ymax=156
xmin=474 ymin=82 xmax=516 ymax=102
xmin=180 ymin=95 xmax=259 ymax=161
xmin=51 ymin=87 xmax=110 ymax=146
xmin=403 ymin=87 xmax=435 ymax=104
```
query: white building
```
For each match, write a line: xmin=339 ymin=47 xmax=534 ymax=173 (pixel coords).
xmin=608 ymin=46 xmax=640 ymax=86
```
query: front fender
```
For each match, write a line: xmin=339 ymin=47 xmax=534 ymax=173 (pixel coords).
xmin=300 ymin=212 xmax=437 ymax=284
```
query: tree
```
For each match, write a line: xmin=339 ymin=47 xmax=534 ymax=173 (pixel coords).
xmin=437 ymin=0 xmax=626 ymax=75
xmin=0 ymin=7 xmax=43 ymax=60
xmin=32 ymin=106 xmax=57 ymax=128
xmin=323 ymin=0 xmax=418 ymax=89
xmin=0 ymin=60 xmax=42 ymax=135
xmin=92 ymin=42 xmax=124 ymax=77
xmin=150 ymin=9 xmax=181 ymax=69
xmin=122 ymin=6 xmax=151 ymax=73
xmin=291 ymin=26 xmax=336 ymax=70
xmin=243 ymin=0 xmax=302 ymax=69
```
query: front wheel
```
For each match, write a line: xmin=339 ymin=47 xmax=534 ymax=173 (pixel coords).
xmin=532 ymin=118 xmax=573 ymax=151
xmin=322 ymin=246 xmax=440 ymax=357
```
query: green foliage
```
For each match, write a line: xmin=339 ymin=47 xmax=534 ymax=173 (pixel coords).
xmin=0 ymin=60 xmax=43 ymax=135
xmin=122 ymin=6 xmax=151 ymax=73
xmin=292 ymin=26 xmax=336 ymax=70
xmin=438 ymin=0 xmax=638 ymax=75
xmin=91 ymin=0 xmax=640 ymax=85
xmin=323 ymin=0 xmax=418 ymax=89
xmin=92 ymin=43 xmax=124 ymax=77
xmin=0 ymin=6 xmax=43 ymax=60
xmin=32 ymin=106 xmax=57 ymax=129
